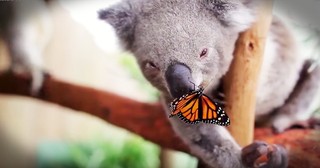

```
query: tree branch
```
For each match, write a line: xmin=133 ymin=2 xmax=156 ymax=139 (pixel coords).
xmin=0 ymin=71 xmax=189 ymax=153
xmin=0 ymin=71 xmax=319 ymax=167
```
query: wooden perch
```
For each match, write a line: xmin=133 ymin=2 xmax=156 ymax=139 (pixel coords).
xmin=0 ymin=72 xmax=320 ymax=168
xmin=223 ymin=1 xmax=273 ymax=147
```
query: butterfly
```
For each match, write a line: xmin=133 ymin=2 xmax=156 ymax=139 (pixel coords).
xmin=169 ymin=88 xmax=230 ymax=126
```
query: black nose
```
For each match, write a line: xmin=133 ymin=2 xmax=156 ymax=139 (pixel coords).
xmin=165 ymin=63 xmax=194 ymax=98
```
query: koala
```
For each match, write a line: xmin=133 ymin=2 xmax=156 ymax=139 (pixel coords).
xmin=99 ymin=0 xmax=320 ymax=167
xmin=0 ymin=0 xmax=52 ymax=95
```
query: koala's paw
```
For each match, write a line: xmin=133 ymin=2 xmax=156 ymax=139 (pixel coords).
xmin=241 ymin=141 xmax=288 ymax=168
xmin=272 ymin=115 xmax=320 ymax=133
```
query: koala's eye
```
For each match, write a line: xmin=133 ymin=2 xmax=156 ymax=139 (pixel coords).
xmin=200 ymin=48 xmax=208 ymax=58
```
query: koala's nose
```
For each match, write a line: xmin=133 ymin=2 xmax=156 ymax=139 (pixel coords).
xmin=165 ymin=63 xmax=195 ymax=98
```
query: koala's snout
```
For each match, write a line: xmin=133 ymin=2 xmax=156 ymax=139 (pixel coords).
xmin=165 ymin=63 xmax=195 ymax=98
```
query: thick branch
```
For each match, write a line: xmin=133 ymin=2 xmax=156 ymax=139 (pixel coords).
xmin=0 ymin=72 xmax=319 ymax=167
xmin=223 ymin=1 xmax=273 ymax=147
xmin=0 ymin=71 xmax=189 ymax=153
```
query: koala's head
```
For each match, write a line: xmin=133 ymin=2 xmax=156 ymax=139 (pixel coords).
xmin=99 ymin=0 xmax=255 ymax=99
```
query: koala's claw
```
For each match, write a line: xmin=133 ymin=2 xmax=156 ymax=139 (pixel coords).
xmin=241 ymin=141 xmax=288 ymax=168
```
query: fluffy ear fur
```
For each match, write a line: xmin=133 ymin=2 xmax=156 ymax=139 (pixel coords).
xmin=202 ymin=0 xmax=256 ymax=32
xmin=98 ymin=1 xmax=136 ymax=49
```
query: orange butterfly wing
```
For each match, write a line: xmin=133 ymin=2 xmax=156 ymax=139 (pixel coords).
xmin=169 ymin=90 xmax=201 ymax=124
xmin=169 ymin=89 xmax=230 ymax=126
xmin=200 ymin=94 xmax=230 ymax=126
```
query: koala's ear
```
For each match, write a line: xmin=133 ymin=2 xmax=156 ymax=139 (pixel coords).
xmin=202 ymin=0 xmax=256 ymax=32
xmin=98 ymin=2 xmax=136 ymax=49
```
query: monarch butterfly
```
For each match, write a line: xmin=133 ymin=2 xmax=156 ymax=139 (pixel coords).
xmin=169 ymin=88 xmax=230 ymax=126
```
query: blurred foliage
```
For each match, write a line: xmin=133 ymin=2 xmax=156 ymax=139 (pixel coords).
xmin=37 ymin=137 xmax=160 ymax=168
xmin=118 ymin=53 xmax=160 ymax=102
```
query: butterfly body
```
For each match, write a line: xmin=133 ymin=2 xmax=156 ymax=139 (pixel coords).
xmin=169 ymin=88 xmax=230 ymax=126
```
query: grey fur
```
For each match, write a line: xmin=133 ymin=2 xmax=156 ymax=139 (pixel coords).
xmin=99 ymin=2 xmax=137 ymax=49
xmin=100 ymin=0 xmax=320 ymax=167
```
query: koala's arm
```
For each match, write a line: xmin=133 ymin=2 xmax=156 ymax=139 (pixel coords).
xmin=272 ymin=60 xmax=320 ymax=132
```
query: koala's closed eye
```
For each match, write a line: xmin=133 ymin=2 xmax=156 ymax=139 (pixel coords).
xmin=145 ymin=61 xmax=158 ymax=69
xmin=143 ymin=61 xmax=160 ymax=77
